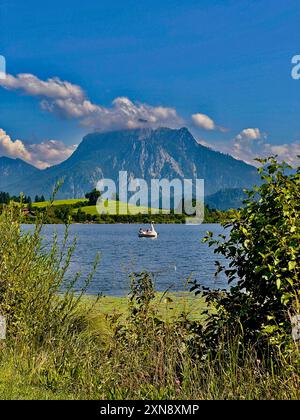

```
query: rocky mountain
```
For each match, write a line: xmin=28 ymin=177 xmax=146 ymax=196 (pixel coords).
xmin=0 ymin=127 xmax=259 ymax=201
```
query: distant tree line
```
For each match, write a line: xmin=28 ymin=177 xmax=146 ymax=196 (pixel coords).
xmin=0 ymin=191 xmax=32 ymax=204
xmin=0 ymin=188 xmax=231 ymax=224
xmin=0 ymin=192 xmax=47 ymax=205
xmin=34 ymin=195 xmax=46 ymax=203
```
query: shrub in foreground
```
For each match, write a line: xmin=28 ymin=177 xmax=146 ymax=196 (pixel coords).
xmin=194 ymin=158 xmax=300 ymax=353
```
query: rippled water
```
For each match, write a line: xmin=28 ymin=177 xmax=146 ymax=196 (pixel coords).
xmin=22 ymin=224 xmax=228 ymax=296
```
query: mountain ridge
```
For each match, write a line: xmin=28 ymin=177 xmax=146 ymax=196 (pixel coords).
xmin=0 ymin=127 xmax=258 ymax=201
xmin=0 ymin=156 xmax=40 ymax=193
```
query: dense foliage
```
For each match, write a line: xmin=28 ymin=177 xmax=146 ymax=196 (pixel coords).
xmin=85 ymin=188 xmax=101 ymax=206
xmin=195 ymin=158 xmax=300 ymax=350
xmin=34 ymin=195 xmax=46 ymax=203
xmin=0 ymin=191 xmax=32 ymax=204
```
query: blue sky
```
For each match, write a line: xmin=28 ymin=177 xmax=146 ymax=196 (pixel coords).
xmin=0 ymin=0 xmax=299 ymax=168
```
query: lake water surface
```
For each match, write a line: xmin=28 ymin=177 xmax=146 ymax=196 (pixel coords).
xmin=23 ymin=224 xmax=227 ymax=296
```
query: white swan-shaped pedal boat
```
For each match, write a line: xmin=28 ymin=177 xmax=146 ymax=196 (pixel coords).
xmin=138 ymin=222 xmax=158 ymax=238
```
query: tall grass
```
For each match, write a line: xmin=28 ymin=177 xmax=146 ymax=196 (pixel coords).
xmin=0 ymin=203 xmax=299 ymax=400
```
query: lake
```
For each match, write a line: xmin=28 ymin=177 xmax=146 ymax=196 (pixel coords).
xmin=22 ymin=223 xmax=228 ymax=296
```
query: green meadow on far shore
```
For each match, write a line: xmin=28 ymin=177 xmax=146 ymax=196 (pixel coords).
xmin=32 ymin=198 xmax=167 ymax=215
xmin=78 ymin=201 xmax=166 ymax=216
xmin=29 ymin=198 xmax=229 ymax=224
xmin=32 ymin=198 xmax=88 ymax=208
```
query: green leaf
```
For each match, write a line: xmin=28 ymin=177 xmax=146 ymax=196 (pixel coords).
xmin=288 ymin=261 xmax=296 ymax=271
xmin=244 ymin=239 xmax=251 ymax=249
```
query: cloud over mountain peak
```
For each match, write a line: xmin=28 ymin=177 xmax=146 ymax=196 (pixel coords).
xmin=0 ymin=73 xmax=183 ymax=132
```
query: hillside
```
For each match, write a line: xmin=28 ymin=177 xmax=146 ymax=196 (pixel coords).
xmin=0 ymin=157 xmax=40 ymax=192
xmin=206 ymin=188 xmax=247 ymax=210
xmin=0 ymin=127 xmax=258 ymax=201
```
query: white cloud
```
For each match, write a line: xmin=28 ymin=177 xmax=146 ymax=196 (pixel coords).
xmin=0 ymin=128 xmax=77 ymax=169
xmin=200 ymin=127 xmax=300 ymax=167
xmin=27 ymin=140 xmax=77 ymax=168
xmin=0 ymin=73 xmax=184 ymax=131
xmin=0 ymin=73 xmax=84 ymax=100
xmin=264 ymin=142 xmax=300 ymax=167
xmin=232 ymin=128 xmax=266 ymax=162
xmin=235 ymin=128 xmax=262 ymax=141
xmin=2 ymin=73 xmax=298 ymax=168
xmin=191 ymin=113 xmax=227 ymax=132
xmin=192 ymin=113 xmax=216 ymax=130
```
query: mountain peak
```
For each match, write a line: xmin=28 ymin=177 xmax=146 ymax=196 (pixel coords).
xmin=85 ymin=126 xmax=190 ymax=138
xmin=0 ymin=127 xmax=258 ymax=199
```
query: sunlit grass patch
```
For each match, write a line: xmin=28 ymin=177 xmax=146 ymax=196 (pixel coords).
xmin=32 ymin=198 xmax=88 ymax=208
xmin=80 ymin=292 xmax=209 ymax=336
xmin=78 ymin=200 xmax=164 ymax=216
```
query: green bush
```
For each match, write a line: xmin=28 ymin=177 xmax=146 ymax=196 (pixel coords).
xmin=198 ymin=158 xmax=300 ymax=350
xmin=0 ymin=202 xmax=102 ymax=393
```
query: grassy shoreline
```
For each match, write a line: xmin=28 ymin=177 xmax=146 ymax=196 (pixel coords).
xmin=1 ymin=290 xmax=299 ymax=400
xmin=82 ymin=292 xmax=208 ymax=319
